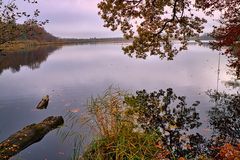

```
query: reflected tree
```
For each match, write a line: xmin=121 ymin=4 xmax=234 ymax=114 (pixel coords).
xmin=0 ymin=46 xmax=61 ymax=74
xmin=224 ymin=80 xmax=240 ymax=89
xmin=124 ymin=88 xmax=204 ymax=158
xmin=123 ymin=88 xmax=240 ymax=158
xmin=207 ymin=90 xmax=240 ymax=146
xmin=226 ymin=46 xmax=240 ymax=80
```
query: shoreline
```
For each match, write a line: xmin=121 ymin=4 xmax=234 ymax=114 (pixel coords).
xmin=0 ymin=38 xmax=132 ymax=53
xmin=0 ymin=39 xmax=211 ymax=54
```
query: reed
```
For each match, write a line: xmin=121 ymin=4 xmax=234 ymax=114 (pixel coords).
xmin=82 ymin=87 xmax=161 ymax=160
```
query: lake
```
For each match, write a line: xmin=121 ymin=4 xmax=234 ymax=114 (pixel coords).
xmin=0 ymin=43 xmax=239 ymax=159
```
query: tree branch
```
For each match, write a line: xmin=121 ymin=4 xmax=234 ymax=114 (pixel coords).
xmin=125 ymin=0 xmax=143 ymax=6
xmin=155 ymin=0 xmax=179 ymax=35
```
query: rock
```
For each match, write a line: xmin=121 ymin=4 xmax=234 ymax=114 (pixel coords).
xmin=36 ymin=95 xmax=49 ymax=109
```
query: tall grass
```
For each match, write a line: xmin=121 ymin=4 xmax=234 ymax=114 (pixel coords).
xmin=88 ymin=88 xmax=129 ymax=137
xmin=57 ymin=110 xmax=93 ymax=160
xmin=82 ymin=88 xmax=161 ymax=160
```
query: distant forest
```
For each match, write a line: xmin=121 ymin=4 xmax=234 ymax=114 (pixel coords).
xmin=1 ymin=21 xmax=214 ymax=45
xmin=17 ymin=24 xmax=57 ymax=41
xmin=0 ymin=22 xmax=57 ymax=44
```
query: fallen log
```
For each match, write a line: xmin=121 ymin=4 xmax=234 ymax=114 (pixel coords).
xmin=0 ymin=116 xmax=64 ymax=160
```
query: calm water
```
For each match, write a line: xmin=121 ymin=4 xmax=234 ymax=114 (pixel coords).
xmin=0 ymin=43 xmax=239 ymax=159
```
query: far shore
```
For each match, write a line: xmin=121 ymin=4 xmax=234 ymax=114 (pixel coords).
xmin=0 ymin=38 xmax=213 ymax=54
xmin=0 ymin=38 xmax=132 ymax=53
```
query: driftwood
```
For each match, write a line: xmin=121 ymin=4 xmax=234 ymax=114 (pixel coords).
xmin=0 ymin=116 xmax=64 ymax=160
xmin=36 ymin=95 xmax=49 ymax=109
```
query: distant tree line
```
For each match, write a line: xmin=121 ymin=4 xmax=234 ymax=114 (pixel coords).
xmin=0 ymin=0 xmax=55 ymax=45
xmin=0 ymin=20 xmax=57 ymax=44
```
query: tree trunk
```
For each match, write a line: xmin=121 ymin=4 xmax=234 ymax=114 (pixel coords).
xmin=0 ymin=116 xmax=64 ymax=160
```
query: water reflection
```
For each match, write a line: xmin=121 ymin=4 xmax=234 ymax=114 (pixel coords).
xmin=0 ymin=46 xmax=61 ymax=75
xmin=228 ymin=58 xmax=240 ymax=80
xmin=0 ymin=43 xmax=238 ymax=159
xmin=223 ymin=80 xmax=240 ymax=89
xmin=119 ymin=88 xmax=240 ymax=158
xmin=124 ymin=88 xmax=204 ymax=158
xmin=65 ymin=87 xmax=239 ymax=159
xmin=207 ymin=90 xmax=240 ymax=146
xmin=225 ymin=47 xmax=240 ymax=80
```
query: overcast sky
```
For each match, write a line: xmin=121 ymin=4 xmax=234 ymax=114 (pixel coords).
xmin=34 ymin=0 xmax=122 ymax=38
xmin=15 ymin=0 xmax=219 ymax=39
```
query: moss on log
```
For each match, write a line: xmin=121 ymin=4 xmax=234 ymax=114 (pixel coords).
xmin=0 ymin=116 xmax=64 ymax=160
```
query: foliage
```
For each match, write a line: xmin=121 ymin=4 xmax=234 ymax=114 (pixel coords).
xmin=0 ymin=21 xmax=56 ymax=51
xmin=124 ymin=88 xmax=204 ymax=158
xmin=218 ymin=143 xmax=240 ymax=160
xmin=98 ymin=0 xmax=206 ymax=60
xmin=98 ymin=0 xmax=240 ymax=60
xmin=202 ymin=0 xmax=240 ymax=80
xmin=201 ymin=0 xmax=240 ymax=49
xmin=0 ymin=0 xmax=39 ymax=23
xmin=207 ymin=90 xmax=240 ymax=146
xmin=0 ymin=20 xmax=19 ymax=44
xmin=224 ymin=46 xmax=240 ymax=80
xmin=17 ymin=21 xmax=56 ymax=41
xmin=210 ymin=143 xmax=240 ymax=160
xmin=0 ymin=0 xmax=48 ymax=44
